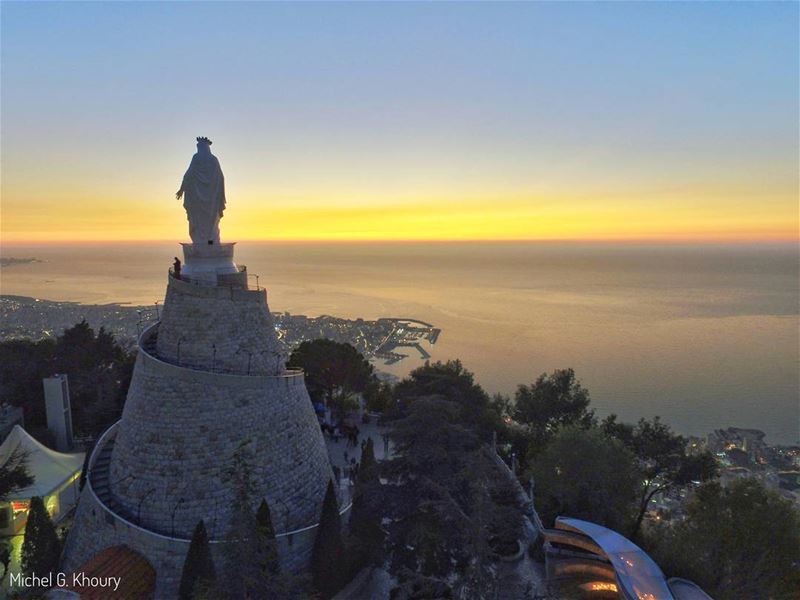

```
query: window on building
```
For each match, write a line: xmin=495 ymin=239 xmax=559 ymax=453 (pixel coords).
xmin=11 ymin=500 xmax=29 ymax=518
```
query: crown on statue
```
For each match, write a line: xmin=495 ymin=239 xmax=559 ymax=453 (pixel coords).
xmin=196 ymin=136 xmax=212 ymax=145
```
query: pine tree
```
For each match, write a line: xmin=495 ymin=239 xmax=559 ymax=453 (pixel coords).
xmin=256 ymin=498 xmax=280 ymax=575
xmin=179 ymin=520 xmax=216 ymax=600
xmin=20 ymin=496 xmax=61 ymax=581
xmin=310 ymin=480 xmax=345 ymax=598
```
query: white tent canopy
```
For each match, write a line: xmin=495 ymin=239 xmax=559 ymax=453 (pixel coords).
xmin=0 ymin=425 xmax=84 ymax=500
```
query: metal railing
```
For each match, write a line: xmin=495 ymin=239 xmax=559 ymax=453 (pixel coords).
xmin=167 ymin=266 xmax=260 ymax=291
xmin=85 ymin=420 xmax=353 ymax=544
xmin=138 ymin=322 xmax=296 ymax=378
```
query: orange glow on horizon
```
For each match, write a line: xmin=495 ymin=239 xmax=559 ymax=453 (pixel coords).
xmin=2 ymin=192 xmax=797 ymax=244
xmin=2 ymin=2 xmax=797 ymax=248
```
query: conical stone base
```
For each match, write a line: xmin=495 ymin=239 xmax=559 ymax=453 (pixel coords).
xmin=62 ymin=249 xmax=338 ymax=597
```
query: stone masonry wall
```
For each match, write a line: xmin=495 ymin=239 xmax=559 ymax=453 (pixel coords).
xmin=62 ymin=444 xmax=350 ymax=598
xmin=107 ymin=337 xmax=334 ymax=540
xmin=156 ymin=275 xmax=284 ymax=375
xmin=63 ymin=260 xmax=339 ymax=598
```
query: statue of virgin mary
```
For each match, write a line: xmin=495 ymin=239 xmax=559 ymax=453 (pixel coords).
xmin=176 ymin=137 xmax=226 ymax=245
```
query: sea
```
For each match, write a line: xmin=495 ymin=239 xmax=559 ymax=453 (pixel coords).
xmin=1 ymin=241 xmax=798 ymax=445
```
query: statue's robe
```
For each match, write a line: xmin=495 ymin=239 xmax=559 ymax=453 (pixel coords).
xmin=181 ymin=145 xmax=226 ymax=244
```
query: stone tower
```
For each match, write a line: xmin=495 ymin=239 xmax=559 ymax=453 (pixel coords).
xmin=62 ymin=155 xmax=337 ymax=597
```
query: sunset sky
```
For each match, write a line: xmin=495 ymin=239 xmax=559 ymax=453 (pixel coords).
xmin=1 ymin=2 xmax=797 ymax=243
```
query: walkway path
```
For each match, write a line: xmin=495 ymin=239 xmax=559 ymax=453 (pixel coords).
xmin=324 ymin=415 xmax=393 ymax=508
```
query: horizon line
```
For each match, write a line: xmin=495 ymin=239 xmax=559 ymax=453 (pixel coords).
xmin=2 ymin=237 xmax=799 ymax=246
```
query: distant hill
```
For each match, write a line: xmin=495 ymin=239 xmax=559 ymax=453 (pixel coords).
xmin=0 ymin=257 xmax=42 ymax=268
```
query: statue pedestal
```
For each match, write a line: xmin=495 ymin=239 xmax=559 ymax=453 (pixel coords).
xmin=180 ymin=242 xmax=240 ymax=285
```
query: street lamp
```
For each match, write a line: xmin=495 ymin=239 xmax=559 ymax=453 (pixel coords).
xmin=209 ymin=497 xmax=219 ymax=539
xmin=137 ymin=488 xmax=157 ymax=525
xmin=177 ymin=336 xmax=187 ymax=366
xmin=171 ymin=497 xmax=186 ymax=537
xmin=247 ymin=273 xmax=260 ymax=290
xmin=107 ymin=473 xmax=135 ymax=489
xmin=235 ymin=348 xmax=253 ymax=375
xmin=269 ymin=350 xmax=285 ymax=373
xmin=273 ymin=496 xmax=292 ymax=534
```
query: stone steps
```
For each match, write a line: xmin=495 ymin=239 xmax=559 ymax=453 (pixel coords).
xmin=89 ymin=438 xmax=129 ymax=519
xmin=88 ymin=437 xmax=179 ymax=537
xmin=142 ymin=334 xmax=158 ymax=356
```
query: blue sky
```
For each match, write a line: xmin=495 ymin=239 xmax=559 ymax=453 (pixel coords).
xmin=2 ymin=1 xmax=798 ymax=241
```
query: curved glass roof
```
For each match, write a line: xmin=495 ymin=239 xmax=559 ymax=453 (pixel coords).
xmin=555 ymin=517 xmax=676 ymax=600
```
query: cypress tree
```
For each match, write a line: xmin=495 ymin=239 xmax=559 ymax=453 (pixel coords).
xmin=256 ymin=499 xmax=275 ymax=539
xmin=78 ymin=440 xmax=94 ymax=491
xmin=256 ymin=498 xmax=280 ymax=575
xmin=357 ymin=438 xmax=378 ymax=485
xmin=350 ymin=438 xmax=384 ymax=567
xmin=179 ymin=520 xmax=216 ymax=600
xmin=310 ymin=480 xmax=345 ymax=598
xmin=20 ymin=496 xmax=61 ymax=581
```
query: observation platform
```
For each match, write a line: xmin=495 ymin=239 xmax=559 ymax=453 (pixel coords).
xmin=84 ymin=420 xmax=352 ymax=543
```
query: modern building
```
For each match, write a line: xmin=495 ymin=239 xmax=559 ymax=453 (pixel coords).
xmin=544 ymin=517 xmax=713 ymax=600
xmin=62 ymin=238 xmax=340 ymax=596
xmin=43 ymin=374 xmax=74 ymax=452
xmin=0 ymin=425 xmax=83 ymax=535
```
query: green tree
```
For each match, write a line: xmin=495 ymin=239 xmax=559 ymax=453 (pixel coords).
xmin=58 ymin=322 xmax=132 ymax=436
xmin=0 ymin=321 xmax=135 ymax=438
xmin=488 ymin=466 xmax=526 ymax=555
xmin=256 ymin=498 xmax=279 ymax=575
xmin=0 ymin=539 xmax=11 ymax=585
xmin=393 ymin=360 xmax=500 ymax=438
xmin=310 ymin=480 xmax=346 ymax=598
xmin=455 ymin=466 xmax=511 ymax=599
xmin=78 ymin=439 xmax=95 ymax=491
xmin=357 ymin=438 xmax=378 ymax=486
xmin=513 ymin=368 xmax=595 ymax=456
xmin=256 ymin=498 xmax=275 ymax=541
xmin=349 ymin=439 xmax=384 ymax=568
xmin=0 ymin=448 xmax=33 ymax=502
xmin=650 ymin=479 xmax=800 ymax=600
xmin=218 ymin=445 xmax=309 ymax=600
xmin=287 ymin=339 xmax=374 ymax=415
xmin=529 ymin=426 xmax=640 ymax=531
xmin=179 ymin=520 xmax=216 ymax=600
xmin=489 ymin=392 xmax=513 ymax=420
xmin=0 ymin=338 xmax=56 ymax=428
xmin=382 ymin=397 xmax=523 ymax=590
xmin=363 ymin=379 xmax=394 ymax=414
xmin=383 ymin=397 xmax=478 ymax=577
xmin=221 ymin=443 xmax=263 ymax=599
xmin=602 ymin=414 xmax=718 ymax=539
xmin=20 ymin=496 xmax=61 ymax=581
